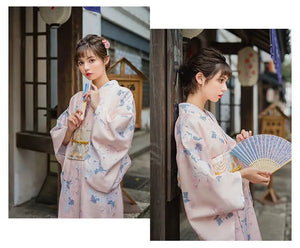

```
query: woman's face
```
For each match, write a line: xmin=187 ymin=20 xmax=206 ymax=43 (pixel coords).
xmin=201 ymin=70 xmax=228 ymax=102
xmin=77 ymin=49 xmax=109 ymax=81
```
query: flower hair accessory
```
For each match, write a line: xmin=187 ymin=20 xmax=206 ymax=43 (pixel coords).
xmin=102 ymin=39 xmax=110 ymax=49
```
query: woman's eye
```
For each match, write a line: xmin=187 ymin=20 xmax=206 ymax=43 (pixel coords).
xmin=89 ymin=59 xmax=95 ymax=63
xmin=78 ymin=61 xmax=83 ymax=66
xmin=219 ymin=78 xmax=227 ymax=83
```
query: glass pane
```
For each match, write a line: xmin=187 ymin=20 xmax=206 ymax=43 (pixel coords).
xmin=221 ymin=122 xmax=230 ymax=134
xmin=49 ymin=161 xmax=59 ymax=174
xmin=37 ymin=35 xmax=46 ymax=57
xmin=125 ymin=63 xmax=136 ymax=75
xmin=37 ymin=10 xmax=46 ymax=32
xmin=234 ymin=106 xmax=241 ymax=134
xmin=221 ymin=89 xmax=230 ymax=105
xmin=38 ymin=84 xmax=47 ymax=108
xmin=51 ymin=118 xmax=57 ymax=129
xmin=25 ymin=84 xmax=34 ymax=131
xmin=37 ymin=59 xmax=47 ymax=82
xmin=50 ymin=154 xmax=57 ymax=161
xmin=220 ymin=105 xmax=230 ymax=122
xmin=50 ymin=59 xmax=58 ymax=108
xmin=25 ymin=36 xmax=33 ymax=82
xmin=109 ymin=63 xmax=120 ymax=74
xmin=50 ymin=28 xmax=57 ymax=57
xmin=38 ymin=109 xmax=47 ymax=133
xmin=25 ymin=7 xmax=33 ymax=33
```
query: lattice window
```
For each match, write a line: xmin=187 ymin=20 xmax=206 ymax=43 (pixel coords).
xmin=216 ymin=54 xmax=241 ymax=136
xmin=21 ymin=7 xmax=58 ymax=135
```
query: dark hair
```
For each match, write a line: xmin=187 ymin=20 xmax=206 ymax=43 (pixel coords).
xmin=75 ymin=34 xmax=110 ymax=71
xmin=179 ymin=47 xmax=232 ymax=96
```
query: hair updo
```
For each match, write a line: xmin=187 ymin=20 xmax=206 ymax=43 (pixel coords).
xmin=75 ymin=34 xmax=110 ymax=71
xmin=179 ymin=47 xmax=232 ymax=96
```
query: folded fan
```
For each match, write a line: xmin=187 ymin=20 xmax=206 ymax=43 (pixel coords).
xmin=230 ymin=134 xmax=291 ymax=173
xmin=81 ymin=82 xmax=91 ymax=120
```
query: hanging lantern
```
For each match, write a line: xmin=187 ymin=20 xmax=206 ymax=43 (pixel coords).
xmin=39 ymin=7 xmax=72 ymax=28
xmin=182 ymin=29 xmax=204 ymax=39
xmin=238 ymin=46 xmax=259 ymax=86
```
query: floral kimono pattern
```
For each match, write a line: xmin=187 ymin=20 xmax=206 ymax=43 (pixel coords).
xmin=175 ymin=103 xmax=261 ymax=240
xmin=50 ymin=80 xmax=135 ymax=218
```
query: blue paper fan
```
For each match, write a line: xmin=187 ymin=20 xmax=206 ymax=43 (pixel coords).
xmin=230 ymin=134 xmax=291 ymax=173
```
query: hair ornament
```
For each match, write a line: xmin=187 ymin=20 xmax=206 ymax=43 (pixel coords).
xmin=102 ymin=39 xmax=110 ymax=49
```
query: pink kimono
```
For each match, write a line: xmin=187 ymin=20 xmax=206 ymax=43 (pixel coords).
xmin=175 ymin=103 xmax=261 ymax=240
xmin=50 ymin=80 xmax=135 ymax=218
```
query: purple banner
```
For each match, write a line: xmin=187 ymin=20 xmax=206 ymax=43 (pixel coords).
xmin=84 ymin=7 xmax=101 ymax=14
xmin=270 ymin=29 xmax=282 ymax=85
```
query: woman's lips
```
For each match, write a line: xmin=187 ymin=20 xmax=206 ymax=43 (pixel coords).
xmin=86 ymin=73 xmax=92 ymax=77
xmin=218 ymin=94 xmax=223 ymax=98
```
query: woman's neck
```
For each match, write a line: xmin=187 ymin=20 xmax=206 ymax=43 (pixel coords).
xmin=186 ymin=92 xmax=207 ymax=111
xmin=92 ymin=74 xmax=110 ymax=89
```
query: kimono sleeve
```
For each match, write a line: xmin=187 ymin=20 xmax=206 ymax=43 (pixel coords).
xmin=87 ymin=89 xmax=136 ymax=193
xmin=176 ymin=118 xmax=245 ymax=218
xmin=50 ymin=107 xmax=69 ymax=166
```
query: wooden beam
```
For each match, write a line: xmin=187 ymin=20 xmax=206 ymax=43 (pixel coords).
xmin=57 ymin=7 xmax=82 ymax=116
xmin=150 ymin=29 xmax=181 ymax=240
xmin=150 ymin=29 xmax=167 ymax=240
xmin=210 ymin=41 xmax=247 ymax=54
xmin=166 ymin=29 xmax=181 ymax=239
xmin=20 ymin=7 xmax=25 ymax=131
xmin=166 ymin=29 xmax=181 ymax=201
xmin=241 ymin=86 xmax=253 ymax=131
xmin=16 ymin=132 xmax=54 ymax=154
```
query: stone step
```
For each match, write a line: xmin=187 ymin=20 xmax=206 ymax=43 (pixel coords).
xmin=123 ymin=188 xmax=150 ymax=218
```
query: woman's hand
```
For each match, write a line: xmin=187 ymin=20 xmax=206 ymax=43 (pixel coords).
xmin=236 ymin=129 xmax=252 ymax=143
xmin=239 ymin=167 xmax=271 ymax=186
xmin=67 ymin=109 xmax=83 ymax=133
xmin=62 ymin=109 xmax=83 ymax=145
xmin=83 ymin=83 xmax=100 ymax=111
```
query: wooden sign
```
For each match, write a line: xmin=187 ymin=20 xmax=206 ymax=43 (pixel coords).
xmin=107 ymin=57 xmax=148 ymax=129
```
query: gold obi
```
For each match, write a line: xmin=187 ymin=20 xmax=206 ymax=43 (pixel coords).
xmin=68 ymin=126 xmax=91 ymax=161
xmin=211 ymin=151 xmax=242 ymax=175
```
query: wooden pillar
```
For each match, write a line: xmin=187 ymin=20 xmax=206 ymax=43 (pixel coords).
xmin=241 ymin=86 xmax=253 ymax=131
xmin=57 ymin=7 xmax=82 ymax=115
xmin=56 ymin=7 xmax=82 ymax=202
xmin=241 ymin=85 xmax=254 ymax=199
xmin=150 ymin=29 xmax=182 ymax=240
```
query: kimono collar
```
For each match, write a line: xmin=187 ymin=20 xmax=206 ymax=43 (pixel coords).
xmin=98 ymin=80 xmax=118 ymax=90
xmin=179 ymin=102 xmax=207 ymax=115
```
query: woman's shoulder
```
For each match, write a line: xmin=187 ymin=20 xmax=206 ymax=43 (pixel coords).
xmin=178 ymin=103 xmax=210 ymax=122
xmin=73 ymin=91 xmax=84 ymax=98
xmin=115 ymin=83 xmax=133 ymax=100
xmin=177 ymin=110 xmax=203 ymax=132
xmin=68 ymin=91 xmax=84 ymax=105
xmin=101 ymin=80 xmax=132 ymax=96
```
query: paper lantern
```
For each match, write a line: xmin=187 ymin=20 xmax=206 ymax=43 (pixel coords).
xmin=182 ymin=29 xmax=204 ymax=39
xmin=39 ymin=7 xmax=72 ymax=28
xmin=238 ymin=47 xmax=258 ymax=86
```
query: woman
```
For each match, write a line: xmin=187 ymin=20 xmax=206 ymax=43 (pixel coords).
xmin=50 ymin=34 xmax=136 ymax=218
xmin=175 ymin=48 xmax=270 ymax=240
